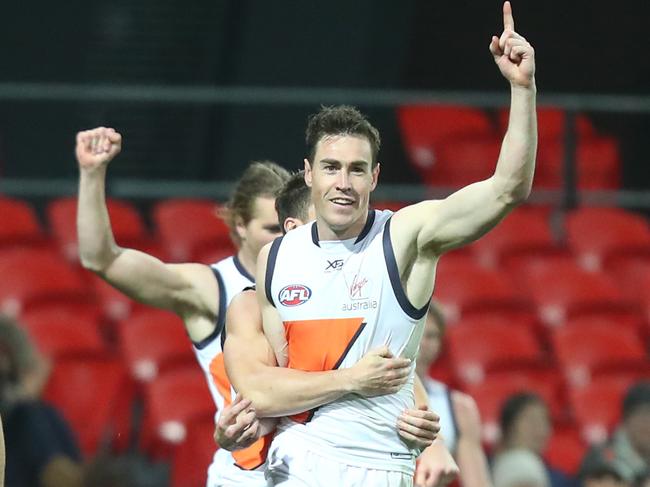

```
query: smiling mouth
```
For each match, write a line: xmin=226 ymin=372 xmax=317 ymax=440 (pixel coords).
xmin=330 ymin=198 xmax=355 ymax=207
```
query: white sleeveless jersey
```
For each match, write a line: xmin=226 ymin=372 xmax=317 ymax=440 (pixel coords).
xmin=193 ymin=255 xmax=254 ymax=413
xmin=424 ymin=377 xmax=458 ymax=453
xmin=265 ymin=210 xmax=429 ymax=475
xmin=191 ymin=256 xmax=266 ymax=486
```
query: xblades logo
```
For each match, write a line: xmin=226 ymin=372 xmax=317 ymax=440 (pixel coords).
xmin=325 ymin=259 xmax=344 ymax=272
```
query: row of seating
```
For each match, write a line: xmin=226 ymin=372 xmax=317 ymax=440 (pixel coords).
xmin=4 ymin=196 xmax=650 ymax=269
xmin=397 ymin=106 xmax=621 ymax=189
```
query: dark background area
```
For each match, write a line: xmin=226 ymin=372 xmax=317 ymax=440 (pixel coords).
xmin=1 ymin=0 xmax=648 ymax=187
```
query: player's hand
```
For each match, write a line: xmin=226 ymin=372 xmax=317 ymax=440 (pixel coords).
xmin=214 ymin=393 xmax=260 ymax=451
xmin=489 ymin=1 xmax=535 ymax=88
xmin=398 ymin=405 xmax=440 ymax=451
xmin=349 ymin=346 xmax=411 ymax=397
xmin=414 ymin=440 xmax=459 ymax=487
xmin=75 ymin=127 xmax=122 ymax=172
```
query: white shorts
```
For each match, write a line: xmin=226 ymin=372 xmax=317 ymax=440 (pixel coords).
xmin=265 ymin=445 xmax=413 ymax=487
xmin=207 ymin=449 xmax=267 ymax=487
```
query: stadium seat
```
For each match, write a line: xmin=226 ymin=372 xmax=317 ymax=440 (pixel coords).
xmin=397 ymin=105 xmax=495 ymax=182
xmin=568 ymin=376 xmax=639 ymax=444
xmin=21 ymin=312 xmax=106 ymax=359
xmin=519 ymin=260 xmax=640 ymax=327
xmin=170 ymin=415 xmax=217 ymax=487
xmin=48 ymin=197 xmax=148 ymax=262
xmin=536 ymin=136 xmax=621 ymax=189
xmin=544 ymin=425 xmax=587 ymax=477
xmin=141 ymin=366 xmax=214 ymax=459
xmin=434 ymin=259 xmax=534 ymax=324
xmin=446 ymin=319 xmax=544 ymax=385
xmin=551 ymin=322 xmax=648 ymax=387
xmin=498 ymin=108 xmax=596 ymax=141
xmin=117 ymin=309 xmax=195 ymax=383
xmin=468 ymin=206 xmax=560 ymax=268
xmin=371 ymin=200 xmax=408 ymax=213
xmin=0 ymin=249 xmax=93 ymax=317
xmin=0 ymin=197 xmax=45 ymax=248
xmin=566 ymin=207 xmax=650 ymax=271
xmin=90 ymin=273 xmax=137 ymax=322
xmin=464 ymin=370 xmax=563 ymax=445
xmin=152 ymin=199 xmax=234 ymax=262
xmin=424 ymin=135 xmax=502 ymax=187
xmin=44 ymin=356 xmax=135 ymax=457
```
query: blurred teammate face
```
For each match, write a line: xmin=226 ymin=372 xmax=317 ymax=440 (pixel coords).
xmin=509 ymin=401 xmax=551 ymax=455
xmin=624 ymin=404 xmax=650 ymax=459
xmin=417 ymin=312 xmax=443 ymax=375
xmin=237 ymin=196 xmax=282 ymax=260
xmin=305 ymin=135 xmax=379 ymax=240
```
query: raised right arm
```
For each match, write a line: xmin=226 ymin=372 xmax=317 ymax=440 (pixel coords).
xmin=76 ymin=128 xmax=218 ymax=341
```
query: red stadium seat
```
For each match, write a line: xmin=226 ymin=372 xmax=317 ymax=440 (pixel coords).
xmin=568 ymin=376 xmax=639 ymax=444
xmin=44 ymin=357 xmax=135 ymax=457
xmin=446 ymin=319 xmax=544 ymax=385
xmin=117 ymin=309 xmax=195 ymax=383
xmin=544 ymin=425 xmax=587 ymax=476
xmin=0 ymin=249 xmax=93 ymax=317
xmin=141 ymin=366 xmax=214 ymax=459
xmin=397 ymin=105 xmax=495 ymax=182
xmin=519 ymin=260 xmax=640 ymax=327
xmin=551 ymin=322 xmax=647 ymax=387
xmin=21 ymin=312 xmax=106 ymax=359
xmin=90 ymin=273 xmax=137 ymax=322
xmin=194 ymin=245 xmax=235 ymax=266
xmin=170 ymin=415 xmax=217 ymax=487
xmin=153 ymin=199 xmax=234 ymax=262
xmin=434 ymin=258 xmax=534 ymax=324
xmin=566 ymin=207 xmax=650 ymax=271
xmin=424 ymin=135 xmax=502 ymax=187
xmin=0 ymin=197 xmax=45 ymax=248
xmin=48 ymin=197 xmax=148 ymax=262
xmin=464 ymin=370 xmax=563 ymax=445
xmin=535 ymin=136 xmax=621 ymax=189
xmin=372 ymin=200 xmax=408 ymax=213
xmin=498 ymin=108 xmax=596 ymax=141
xmin=468 ymin=206 xmax=561 ymax=268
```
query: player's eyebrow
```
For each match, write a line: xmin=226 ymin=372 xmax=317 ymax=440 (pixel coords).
xmin=264 ymin=224 xmax=282 ymax=233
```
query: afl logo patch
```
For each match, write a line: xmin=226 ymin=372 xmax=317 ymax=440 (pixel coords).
xmin=279 ymin=285 xmax=312 ymax=307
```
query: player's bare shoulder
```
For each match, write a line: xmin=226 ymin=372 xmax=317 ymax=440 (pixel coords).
xmin=225 ymin=289 xmax=261 ymax=336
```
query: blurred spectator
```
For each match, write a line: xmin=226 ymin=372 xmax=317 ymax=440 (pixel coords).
xmin=0 ymin=314 xmax=83 ymax=487
xmin=416 ymin=300 xmax=491 ymax=487
xmin=579 ymin=461 xmax=629 ymax=487
xmin=493 ymin=449 xmax=550 ymax=487
xmin=580 ymin=382 xmax=650 ymax=483
xmin=633 ymin=471 xmax=650 ymax=487
xmin=498 ymin=392 xmax=576 ymax=487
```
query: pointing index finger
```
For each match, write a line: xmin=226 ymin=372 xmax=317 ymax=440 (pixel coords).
xmin=503 ymin=1 xmax=515 ymax=31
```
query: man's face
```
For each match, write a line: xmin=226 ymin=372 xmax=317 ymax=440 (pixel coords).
xmin=624 ymin=404 xmax=650 ymax=458
xmin=304 ymin=134 xmax=379 ymax=239
xmin=417 ymin=313 xmax=443 ymax=371
xmin=237 ymin=196 xmax=282 ymax=259
xmin=510 ymin=401 xmax=551 ymax=455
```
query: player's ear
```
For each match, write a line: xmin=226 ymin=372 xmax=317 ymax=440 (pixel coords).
xmin=370 ymin=162 xmax=380 ymax=191
xmin=304 ymin=159 xmax=313 ymax=187
xmin=235 ymin=215 xmax=247 ymax=242
xmin=283 ymin=217 xmax=301 ymax=233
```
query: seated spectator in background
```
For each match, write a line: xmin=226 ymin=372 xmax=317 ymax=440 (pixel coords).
xmin=492 ymin=449 xmax=550 ymax=487
xmin=580 ymin=382 xmax=650 ymax=483
xmin=415 ymin=301 xmax=492 ymax=487
xmin=497 ymin=392 xmax=575 ymax=487
xmin=579 ymin=461 xmax=629 ymax=487
xmin=633 ymin=471 xmax=650 ymax=487
xmin=0 ymin=314 xmax=83 ymax=487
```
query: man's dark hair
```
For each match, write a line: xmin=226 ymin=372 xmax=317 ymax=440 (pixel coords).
xmin=221 ymin=161 xmax=290 ymax=246
xmin=622 ymin=381 xmax=650 ymax=420
xmin=499 ymin=392 xmax=546 ymax=440
xmin=275 ymin=171 xmax=311 ymax=234
xmin=305 ymin=105 xmax=381 ymax=167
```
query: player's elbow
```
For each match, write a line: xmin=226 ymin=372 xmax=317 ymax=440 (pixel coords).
xmin=78 ymin=246 xmax=120 ymax=275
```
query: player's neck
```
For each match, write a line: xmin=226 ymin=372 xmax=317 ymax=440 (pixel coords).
xmin=236 ymin=249 xmax=256 ymax=279
xmin=315 ymin=210 xmax=369 ymax=242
